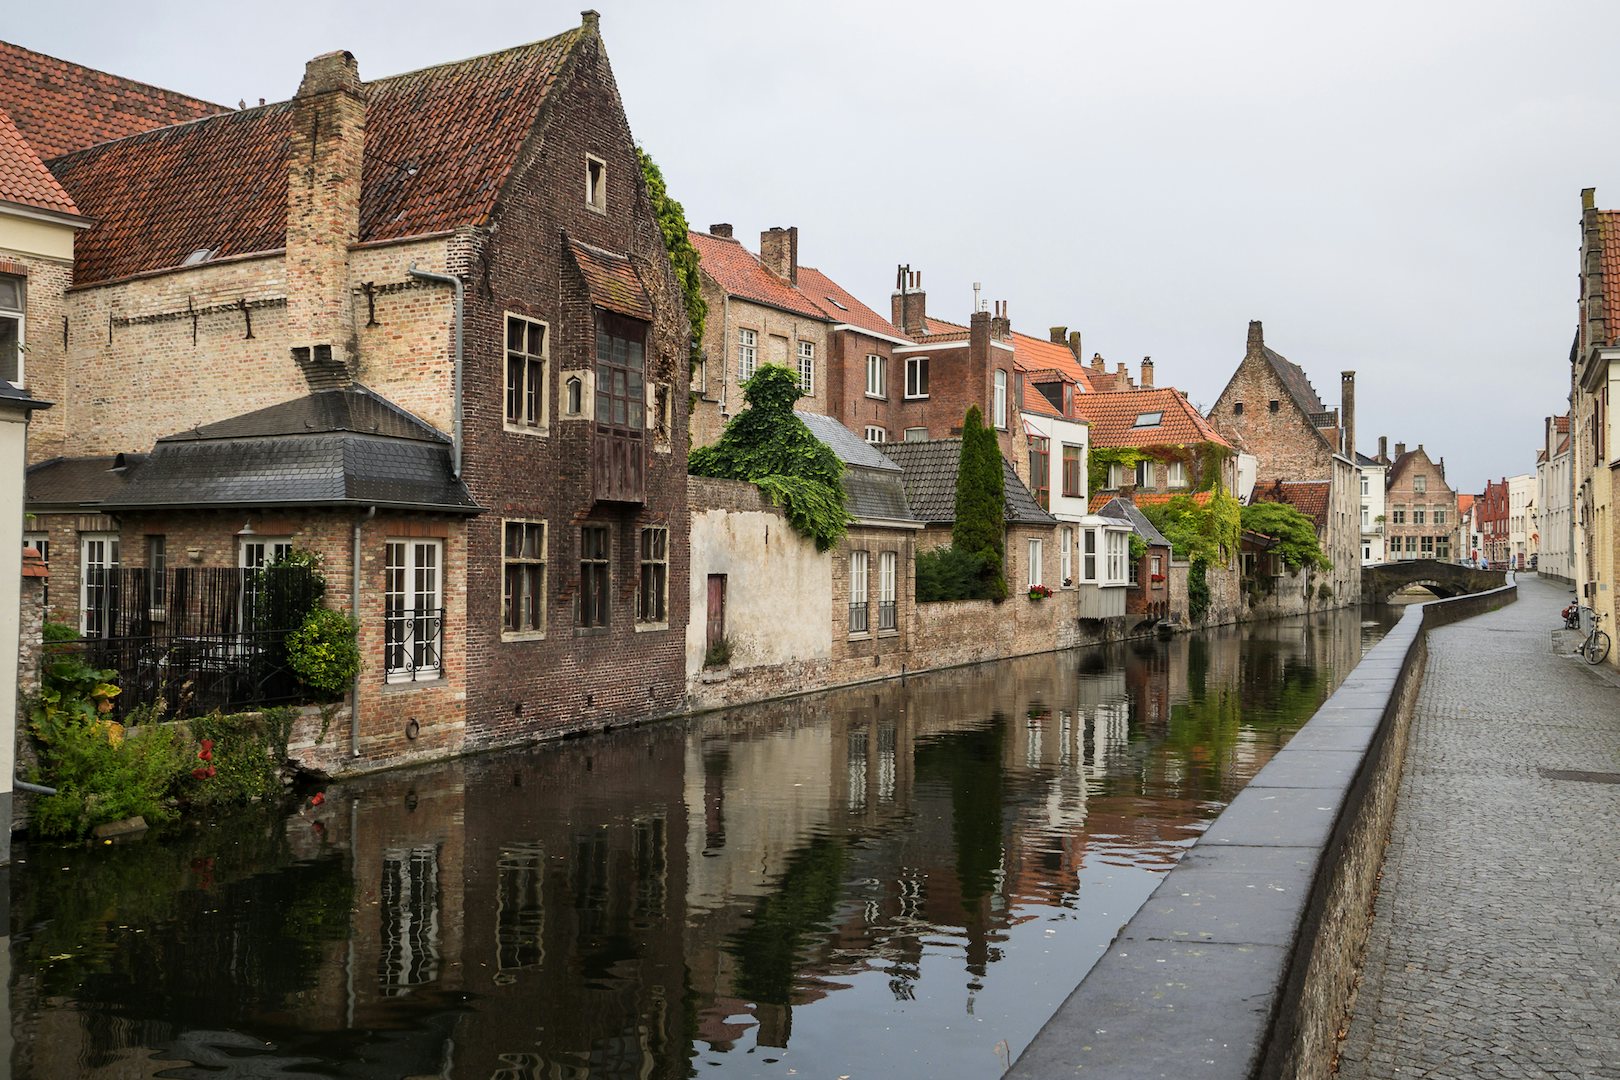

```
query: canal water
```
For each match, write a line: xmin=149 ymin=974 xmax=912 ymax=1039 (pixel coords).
xmin=9 ymin=606 xmax=1399 ymax=1079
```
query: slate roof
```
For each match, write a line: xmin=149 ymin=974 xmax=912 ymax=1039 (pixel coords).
xmin=687 ymin=230 xmax=828 ymax=322
xmin=1095 ymin=496 xmax=1172 ymax=548
xmin=1072 ymin=387 xmax=1231 ymax=449
xmin=27 ymin=453 xmax=146 ymax=509
xmin=0 ymin=380 xmax=50 ymax=410
xmin=877 ymin=438 xmax=1056 ymax=526
xmin=159 ymin=386 xmax=447 ymax=443
xmin=48 ymin=28 xmax=583 ymax=285
xmin=795 ymin=410 xmax=915 ymax=525
xmin=1253 ymin=479 xmax=1331 ymax=531
xmin=796 ymin=265 xmax=907 ymax=341
xmin=0 ymin=106 xmax=78 ymax=216
xmin=0 ymin=40 xmax=224 ymax=160
xmin=566 ymin=237 xmax=653 ymax=321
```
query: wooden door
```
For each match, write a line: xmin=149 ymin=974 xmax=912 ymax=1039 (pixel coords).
xmin=706 ymin=574 xmax=726 ymax=652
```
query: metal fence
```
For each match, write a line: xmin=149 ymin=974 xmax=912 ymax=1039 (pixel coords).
xmin=59 ymin=566 xmax=324 ymax=717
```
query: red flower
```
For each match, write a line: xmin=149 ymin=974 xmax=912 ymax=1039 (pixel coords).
xmin=197 ymin=739 xmax=214 ymax=762
xmin=309 ymin=792 xmax=325 ymax=807
xmin=191 ymin=765 xmax=216 ymax=780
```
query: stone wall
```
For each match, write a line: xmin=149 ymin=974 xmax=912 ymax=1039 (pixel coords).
xmin=1007 ymin=582 xmax=1518 ymax=1080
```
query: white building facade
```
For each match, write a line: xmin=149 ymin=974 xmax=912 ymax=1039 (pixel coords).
xmin=1508 ymin=473 xmax=1535 ymax=571
xmin=1536 ymin=416 xmax=1574 ymax=583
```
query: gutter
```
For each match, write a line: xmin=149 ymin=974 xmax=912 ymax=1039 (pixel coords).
xmin=408 ymin=264 xmax=465 ymax=479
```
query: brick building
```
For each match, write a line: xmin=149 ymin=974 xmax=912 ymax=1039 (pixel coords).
xmin=9 ymin=14 xmax=693 ymax=770
xmin=1479 ymin=478 xmax=1511 ymax=569
xmin=1206 ymin=321 xmax=1360 ymax=606
xmin=1382 ymin=444 xmax=1459 ymax=563
xmin=1537 ymin=414 xmax=1573 ymax=583
xmin=1574 ymin=188 xmax=1620 ymax=658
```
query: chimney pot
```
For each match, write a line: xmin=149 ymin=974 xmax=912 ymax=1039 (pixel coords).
xmin=709 ymin=223 xmax=733 ymax=239
xmin=891 ymin=263 xmax=927 ymax=336
xmin=296 ymin=50 xmax=360 ymax=98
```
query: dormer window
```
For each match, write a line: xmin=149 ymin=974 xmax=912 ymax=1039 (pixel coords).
xmin=586 ymin=155 xmax=607 ymax=213
xmin=1132 ymin=411 xmax=1163 ymax=428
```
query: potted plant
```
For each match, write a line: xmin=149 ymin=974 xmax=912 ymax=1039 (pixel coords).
xmin=1027 ymin=584 xmax=1053 ymax=601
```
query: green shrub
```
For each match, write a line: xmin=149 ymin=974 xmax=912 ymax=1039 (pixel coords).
xmin=952 ymin=406 xmax=1006 ymax=600
xmin=42 ymin=621 xmax=81 ymax=643
xmin=183 ymin=708 xmax=295 ymax=807
xmin=1241 ymin=501 xmax=1332 ymax=572
xmin=30 ymin=723 xmax=189 ymax=839
xmin=1188 ymin=557 xmax=1211 ymax=622
xmin=916 ymin=546 xmax=999 ymax=602
xmin=286 ymin=608 xmax=360 ymax=698
xmin=703 ymin=636 xmax=733 ymax=669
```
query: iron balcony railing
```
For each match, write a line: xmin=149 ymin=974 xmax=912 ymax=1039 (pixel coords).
xmin=385 ymin=606 xmax=445 ymax=682
xmin=877 ymin=600 xmax=897 ymax=632
xmin=848 ymin=600 xmax=870 ymax=634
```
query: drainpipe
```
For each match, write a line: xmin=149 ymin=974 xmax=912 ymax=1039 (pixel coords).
xmin=351 ymin=505 xmax=376 ymax=758
xmin=14 ymin=775 xmax=55 ymax=796
xmin=408 ymin=264 xmax=465 ymax=479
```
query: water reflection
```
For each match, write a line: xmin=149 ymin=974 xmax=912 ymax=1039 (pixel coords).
xmin=10 ymin=606 xmax=1398 ymax=1078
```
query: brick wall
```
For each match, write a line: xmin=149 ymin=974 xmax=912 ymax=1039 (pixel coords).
xmin=690 ymin=291 xmax=830 ymax=447
xmin=2 ymin=252 xmax=72 ymax=459
xmin=1208 ymin=354 xmax=1335 ymax=483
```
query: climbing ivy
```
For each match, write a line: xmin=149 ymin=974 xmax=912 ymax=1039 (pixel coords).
xmin=1241 ymin=501 xmax=1332 ymax=572
xmin=1087 ymin=442 xmax=1232 ymax=500
xmin=1140 ymin=490 xmax=1241 ymax=566
xmin=638 ymin=147 xmax=706 ymax=359
xmin=688 ymin=365 xmax=851 ymax=550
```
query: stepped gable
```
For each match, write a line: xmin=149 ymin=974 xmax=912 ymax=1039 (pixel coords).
xmin=48 ymin=30 xmax=583 ymax=286
xmin=0 ymin=39 xmax=224 ymax=160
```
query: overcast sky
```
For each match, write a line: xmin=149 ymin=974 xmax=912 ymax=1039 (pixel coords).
xmin=12 ymin=0 xmax=1617 ymax=492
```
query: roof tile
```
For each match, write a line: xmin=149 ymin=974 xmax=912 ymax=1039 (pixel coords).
xmin=795 ymin=265 xmax=906 ymax=340
xmin=688 ymin=230 xmax=828 ymax=322
xmin=1071 ymin=387 xmax=1232 ymax=450
xmin=566 ymin=237 xmax=653 ymax=321
xmin=0 ymin=105 xmax=77 ymax=216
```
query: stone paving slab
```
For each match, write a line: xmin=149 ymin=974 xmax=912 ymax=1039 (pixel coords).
xmin=1337 ymin=576 xmax=1620 ymax=1080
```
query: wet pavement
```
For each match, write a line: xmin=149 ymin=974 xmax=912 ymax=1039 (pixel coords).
xmin=1338 ymin=575 xmax=1620 ymax=1079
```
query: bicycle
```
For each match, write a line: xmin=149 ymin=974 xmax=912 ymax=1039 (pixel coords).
xmin=1579 ymin=610 xmax=1611 ymax=665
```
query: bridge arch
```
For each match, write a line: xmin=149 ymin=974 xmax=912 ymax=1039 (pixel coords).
xmin=1360 ymin=560 xmax=1505 ymax=606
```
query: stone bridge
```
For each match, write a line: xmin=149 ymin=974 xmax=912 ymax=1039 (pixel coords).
xmin=1360 ymin=559 xmax=1507 ymax=604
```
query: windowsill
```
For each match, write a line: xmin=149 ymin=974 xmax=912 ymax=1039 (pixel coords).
xmin=634 ymin=620 xmax=669 ymax=633
xmin=587 ymin=202 xmax=607 ymax=216
xmin=865 ymin=392 xmax=888 ymax=401
xmin=383 ymin=675 xmax=446 ymax=691
xmin=848 ymin=632 xmax=871 ymax=641
xmin=502 ymin=629 xmax=547 ymax=643
xmin=903 ymin=394 xmax=929 ymax=401
xmin=878 ymin=629 xmax=899 ymax=638
xmin=504 ymin=422 xmax=551 ymax=438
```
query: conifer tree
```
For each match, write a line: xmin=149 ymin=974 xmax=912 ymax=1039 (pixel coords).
xmin=952 ymin=405 xmax=1007 ymax=599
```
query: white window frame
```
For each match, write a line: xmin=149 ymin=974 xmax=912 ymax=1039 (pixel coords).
xmin=904 ymin=356 xmax=930 ymax=399
xmin=22 ymin=532 xmax=48 ymax=563
xmin=849 ymin=549 xmax=870 ymax=636
xmin=385 ymin=538 xmax=444 ymax=681
xmin=585 ymin=153 xmax=607 ymax=213
xmin=0 ymin=273 xmax=23 ymax=388
xmin=1083 ymin=528 xmax=1098 ymax=582
xmin=1027 ymin=537 xmax=1044 ymax=587
xmin=1108 ymin=463 xmax=1124 ymax=489
xmin=1360 ymin=475 xmax=1370 ymax=496
xmin=80 ymin=533 xmax=120 ymax=638
xmin=993 ymin=370 xmax=1008 ymax=429
xmin=864 ymin=425 xmax=887 ymax=444
xmin=877 ymin=550 xmax=897 ymax=632
xmin=1135 ymin=459 xmax=1153 ymax=488
xmin=797 ymin=340 xmax=815 ymax=396
xmin=504 ymin=313 xmax=549 ymax=434
xmin=1105 ymin=530 xmax=1129 ymax=585
xmin=865 ymin=353 xmax=887 ymax=398
xmin=904 ymin=427 xmax=928 ymax=442
xmin=737 ymin=327 xmax=758 ymax=381
xmin=502 ymin=519 xmax=547 ymax=638
xmin=1060 ymin=526 xmax=1073 ymax=586
xmin=1413 ymin=474 xmax=1427 ymax=494
xmin=1167 ymin=461 xmax=1187 ymax=489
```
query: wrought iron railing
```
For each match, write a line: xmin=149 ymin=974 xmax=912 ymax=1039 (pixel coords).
xmin=877 ymin=600 xmax=897 ymax=632
xmin=848 ymin=600 xmax=870 ymax=634
xmin=385 ymin=607 xmax=445 ymax=682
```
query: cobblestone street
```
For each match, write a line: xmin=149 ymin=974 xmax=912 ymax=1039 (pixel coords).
xmin=1338 ymin=575 xmax=1620 ymax=1079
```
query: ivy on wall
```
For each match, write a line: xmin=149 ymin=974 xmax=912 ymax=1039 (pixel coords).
xmin=1087 ymin=442 xmax=1233 ymax=501
xmin=638 ymin=147 xmax=706 ymax=360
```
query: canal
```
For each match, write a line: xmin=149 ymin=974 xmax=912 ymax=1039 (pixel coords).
xmin=9 ymin=605 xmax=1399 ymax=1079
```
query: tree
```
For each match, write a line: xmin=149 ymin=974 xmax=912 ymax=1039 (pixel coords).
xmin=952 ymin=405 xmax=1007 ymax=600
xmin=1241 ymin=501 xmax=1332 ymax=571
xmin=688 ymin=365 xmax=851 ymax=550
xmin=637 ymin=147 xmax=706 ymax=359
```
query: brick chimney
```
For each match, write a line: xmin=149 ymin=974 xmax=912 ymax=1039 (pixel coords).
xmin=891 ymin=266 xmax=927 ymax=337
xmin=990 ymin=300 xmax=1011 ymax=340
xmin=1394 ymin=442 xmax=1406 ymax=460
xmin=1050 ymin=325 xmax=1067 ymax=346
xmin=759 ymin=226 xmax=797 ymax=284
xmin=1247 ymin=320 xmax=1265 ymax=356
xmin=287 ymin=50 xmax=364 ymax=390
xmin=1340 ymin=370 xmax=1356 ymax=458
xmin=1378 ymin=435 xmax=1387 ymax=463
xmin=1140 ymin=356 xmax=1154 ymax=387
xmin=1090 ymin=352 xmax=1106 ymax=377
xmin=1068 ymin=330 xmax=1082 ymax=359
xmin=708 ymin=223 xmax=733 ymax=238
xmin=1115 ymin=361 xmax=1131 ymax=387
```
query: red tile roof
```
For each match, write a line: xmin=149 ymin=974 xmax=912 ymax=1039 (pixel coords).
xmin=1011 ymin=331 xmax=1095 ymax=393
xmin=0 ymin=106 xmax=77 ymax=216
xmin=566 ymin=237 xmax=652 ymax=321
xmin=1071 ymin=387 xmax=1232 ymax=450
xmin=49 ymin=30 xmax=582 ymax=286
xmin=1457 ymin=493 xmax=1475 ymax=515
xmin=1554 ymin=414 xmax=1570 ymax=433
xmin=688 ymin=230 xmax=827 ymax=322
xmin=1133 ymin=489 xmax=1215 ymax=507
xmin=1600 ymin=211 xmax=1620 ymax=338
xmin=1253 ymin=479 xmax=1330 ymax=530
xmin=795 ymin=264 xmax=906 ymax=340
xmin=1021 ymin=384 xmax=1063 ymax=419
xmin=0 ymin=40 xmax=224 ymax=160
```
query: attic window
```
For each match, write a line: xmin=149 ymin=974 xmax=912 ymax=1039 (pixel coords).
xmin=825 ymin=296 xmax=848 ymax=311
xmin=1132 ymin=411 xmax=1163 ymax=428
xmin=1269 ymin=400 xmax=1279 ymax=413
xmin=1234 ymin=401 xmax=1244 ymax=415
xmin=586 ymin=155 xmax=607 ymax=213
xmin=181 ymin=247 xmax=217 ymax=266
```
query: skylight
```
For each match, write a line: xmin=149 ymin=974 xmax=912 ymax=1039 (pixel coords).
xmin=1132 ymin=411 xmax=1164 ymax=428
xmin=180 ymin=247 xmax=217 ymax=266
xmin=825 ymin=295 xmax=848 ymax=311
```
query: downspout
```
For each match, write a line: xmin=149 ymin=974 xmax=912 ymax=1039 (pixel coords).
xmin=719 ymin=294 xmax=731 ymax=414
xmin=408 ymin=264 xmax=465 ymax=478
xmin=351 ymin=505 xmax=376 ymax=758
